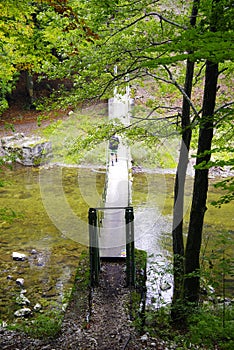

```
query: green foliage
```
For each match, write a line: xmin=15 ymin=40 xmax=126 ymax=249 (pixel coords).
xmin=193 ymin=145 xmax=234 ymax=206
xmin=40 ymin=108 xmax=108 ymax=164
xmin=143 ymin=304 xmax=234 ymax=350
xmin=1 ymin=0 xmax=233 ymax=115
xmin=1 ymin=2 xmax=233 ymax=343
xmin=212 ymin=178 xmax=234 ymax=207
xmin=141 ymin=230 xmax=234 ymax=348
xmin=40 ymin=119 xmax=63 ymax=138
xmin=37 ymin=114 xmax=49 ymax=127
xmin=8 ymin=310 xmax=63 ymax=339
xmin=187 ymin=307 xmax=234 ymax=350
xmin=169 ymin=31 xmax=234 ymax=64
xmin=201 ymin=231 xmax=233 ymax=298
xmin=0 ymin=0 xmax=101 ymax=114
xmin=68 ymin=249 xmax=90 ymax=329
xmin=0 ymin=1 xmax=36 ymax=112
xmin=130 ymin=249 xmax=147 ymax=331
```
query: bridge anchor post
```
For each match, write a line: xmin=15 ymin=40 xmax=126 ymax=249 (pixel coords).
xmin=125 ymin=206 xmax=135 ymax=287
xmin=89 ymin=208 xmax=100 ymax=287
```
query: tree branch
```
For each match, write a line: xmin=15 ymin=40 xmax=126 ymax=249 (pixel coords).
xmin=214 ymin=101 xmax=234 ymax=114
xmin=104 ymin=10 xmax=186 ymax=44
xmin=144 ymin=66 xmax=200 ymax=121
xmin=146 ymin=12 xmax=187 ymax=29
xmin=163 ymin=65 xmax=200 ymax=120
xmin=194 ymin=63 xmax=206 ymax=85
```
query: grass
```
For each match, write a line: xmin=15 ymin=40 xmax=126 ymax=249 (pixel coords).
xmin=38 ymin=105 xmax=108 ymax=165
xmin=131 ymin=144 xmax=178 ymax=169
xmin=8 ymin=311 xmax=63 ymax=339
xmin=142 ymin=303 xmax=234 ymax=350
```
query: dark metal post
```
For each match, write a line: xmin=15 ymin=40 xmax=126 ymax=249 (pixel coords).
xmin=125 ymin=207 xmax=135 ymax=287
xmin=89 ymin=208 xmax=100 ymax=287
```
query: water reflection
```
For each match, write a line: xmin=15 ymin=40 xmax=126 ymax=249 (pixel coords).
xmin=132 ymin=172 xmax=234 ymax=306
xmin=135 ymin=207 xmax=173 ymax=307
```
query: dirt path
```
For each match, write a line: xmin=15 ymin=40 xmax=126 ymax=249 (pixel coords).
xmin=78 ymin=261 xmax=134 ymax=349
xmin=0 ymin=261 xmax=166 ymax=350
xmin=39 ymin=261 xmax=136 ymax=350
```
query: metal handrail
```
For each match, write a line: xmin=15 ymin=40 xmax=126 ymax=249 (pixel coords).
xmin=88 ymin=206 xmax=135 ymax=287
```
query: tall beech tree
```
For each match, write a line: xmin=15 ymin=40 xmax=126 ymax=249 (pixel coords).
xmin=184 ymin=0 xmax=221 ymax=305
xmin=171 ymin=0 xmax=199 ymax=320
xmin=184 ymin=59 xmax=219 ymax=304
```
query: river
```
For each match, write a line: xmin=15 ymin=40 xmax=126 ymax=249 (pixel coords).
xmin=0 ymin=164 xmax=233 ymax=321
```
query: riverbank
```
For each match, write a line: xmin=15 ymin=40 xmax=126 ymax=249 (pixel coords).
xmin=0 ymin=253 xmax=170 ymax=350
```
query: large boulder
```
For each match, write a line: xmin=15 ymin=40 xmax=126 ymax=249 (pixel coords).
xmin=1 ymin=133 xmax=52 ymax=166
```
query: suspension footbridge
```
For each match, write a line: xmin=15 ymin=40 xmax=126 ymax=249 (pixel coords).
xmin=89 ymin=93 xmax=135 ymax=285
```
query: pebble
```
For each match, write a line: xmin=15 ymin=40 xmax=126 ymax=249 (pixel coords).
xmin=16 ymin=294 xmax=30 ymax=306
xmin=14 ymin=308 xmax=31 ymax=317
xmin=160 ymin=281 xmax=171 ymax=291
xmin=20 ymin=289 xmax=27 ymax=294
xmin=12 ymin=252 xmax=27 ymax=261
xmin=34 ymin=303 xmax=42 ymax=311
xmin=16 ymin=278 xmax=24 ymax=287
xmin=140 ymin=334 xmax=148 ymax=342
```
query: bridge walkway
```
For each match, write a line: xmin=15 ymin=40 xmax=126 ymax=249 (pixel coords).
xmin=99 ymin=95 xmax=132 ymax=258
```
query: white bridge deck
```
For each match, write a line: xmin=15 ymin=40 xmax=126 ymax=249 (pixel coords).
xmin=99 ymin=95 xmax=132 ymax=258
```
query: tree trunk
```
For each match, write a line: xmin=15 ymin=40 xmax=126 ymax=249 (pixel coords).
xmin=171 ymin=0 xmax=199 ymax=321
xmin=184 ymin=60 xmax=218 ymax=304
xmin=171 ymin=59 xmax=193 ymax=319
xmin=25 ymin=71 xmax=34 ymax=107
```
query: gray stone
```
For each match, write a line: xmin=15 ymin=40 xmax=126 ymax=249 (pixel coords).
xmin=160 ymin=281 xmax=171 ymax=291
xmin=20 ymin=289 xmax=27 ymax=294
xmin=140 ymin=334 xmax=148 ymax=342
xmin=16 ymin=294 xmax=30 ymax=306
xmin=16 ymin=278 xmax=24 ymax=287
xmin=12 ymin=252 xmax=27 ymax=261
xmin=14 ymin=308 xmax=32 ymax=317
xmin=34 ymin=303 xmax=42 ymax=311
xmin=1 ymin=133 xmax=52 ymax=166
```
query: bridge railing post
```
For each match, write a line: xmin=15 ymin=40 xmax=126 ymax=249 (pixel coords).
xmin=89 ymin=208 xmax=100 ymax=287
xmin=125 ymin=206 xmax=135 ymax=287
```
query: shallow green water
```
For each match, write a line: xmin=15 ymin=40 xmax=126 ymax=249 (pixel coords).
xmin=0 ymin=164 xmax=105 ymax=322
xmin=132 ymin=172 xmax=234 ymax=301
xmin=0 ymin=166 xmax=233 ymax=322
